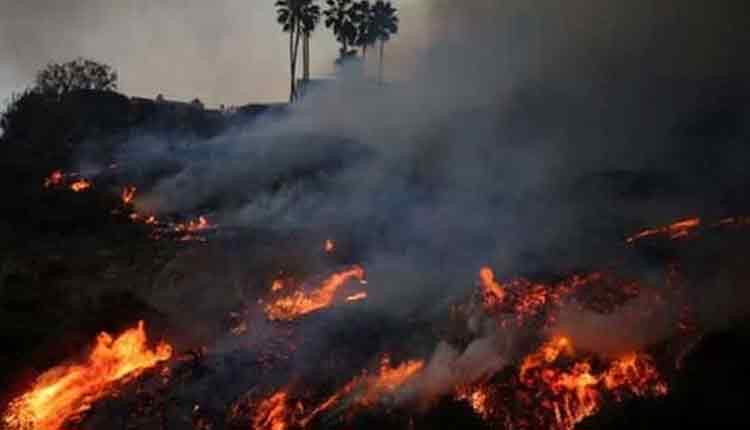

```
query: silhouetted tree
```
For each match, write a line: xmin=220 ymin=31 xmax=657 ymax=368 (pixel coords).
xmin=324 ymin=0 xmax=362 ymax=62
xmin=354 ymin=1 xmax=377 ymax=61
xmin=34 ymin=58 xmax=117 ymax=97
xmin=276 ymin=0 xmax=321 ymax=101
xmin=370 ymin=1 xmax=399 ymax=84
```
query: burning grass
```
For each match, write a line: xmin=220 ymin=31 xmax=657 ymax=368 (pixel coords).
xmin=2 ymin=321 xmax=172 ymax=430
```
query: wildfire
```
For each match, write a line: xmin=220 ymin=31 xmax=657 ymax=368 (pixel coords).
xmin=2 ymin=321 xmax=172 ymax=430
xmin=479 ymin=266 xmax=505 ymax=309
xmin=324 ymin=239 xmax=336 ymax=254
xmin=121 ymin=186 xmax=137 ymax=205
xmin=511 ymin=336 xmax=667 ymax=430
xmin=357 ymin=356 xmax=425 ymax=406
xmin=174 ymin=216 xmax=212 ymax=233
xmin=252 ymin=390 xmax=294 ymax=430
xmin=456 ymin=386 xmax=490 ymax=419
xmin=264 ymin=265 xmax=366 ymax=321
xmin=43 ymin=170 xmax=65 ymax=188
xmin=345 ymin=292 xmax=368 ymax=302
xmin=626 ymin=217 xmax=701 ymax=243
xmin=69 ymin=179 xmax=92 ymax=192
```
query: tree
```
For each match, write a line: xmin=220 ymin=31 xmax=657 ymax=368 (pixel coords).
xmin=323 ymin=0 xmax=362 ymax=62
xmin=34 ymin=58 xmax=118 ymax=97
xmin=275 ymin=0 xmax=321 ymax=102
xmin=354 ymin=1 xmax=377 ymax=61
xmin=370 ymin=1 xmax=399 ymax=84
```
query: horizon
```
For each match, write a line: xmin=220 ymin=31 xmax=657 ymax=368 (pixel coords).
xmin=0 ymin=0 xmax=425 ymax=106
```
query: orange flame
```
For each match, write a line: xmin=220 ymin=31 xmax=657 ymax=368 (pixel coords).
xmin=121 ymin=186 xmax=137 ymax=205
xmin=174 ymin=216 xmax=211 ymax=233
xmin=515 ymin=337 xmax=667 ymax=430
xmin=626 ymin=217 xmax=701 ymax=243
xmin=345 ymin=292 xmax=368 ymax=302
xmin=456 ymin=386 xmax=490 ymax=418
xmin=265 ymin=265 xmax=366 ymax=321
xmin=252 ymin=391 xmax=293 ymax=430
xmin=356 ymin=356 xmax=425 ymax=406
xmin=479 ymin=267 xmax=505 ymax=309
xmin=68 ymin=179 xmax=92 ymax=192
xmin=2 ymin=321 xmax=172 ymax=430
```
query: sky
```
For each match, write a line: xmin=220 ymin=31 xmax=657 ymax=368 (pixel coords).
xmin=0 ymin=0 xmax=426 ymax=106
xmin=1 ymin=0 xmax=748 ymax=107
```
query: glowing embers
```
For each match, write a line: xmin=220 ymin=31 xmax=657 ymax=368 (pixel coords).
xmin=476 ymin=267 xmax=611 ymax=326
xmin=121 ymin=185 xmax=137 ymax=205
xmin=43 ymin=170 xmax=92 ymax=192
xmin=2 ymin=321 xmax=172 ymax=430
xmin=246 ymin=355 xmax=424 ymax=429
xmin=515 ymin=337 xmax=667 ymax=430
xmin=324 ymin=239 xmax=336 ymax=254
xmin=479 ymin=266 xmax=505 ymax=309
xmin=626 ymin=217 xmax=701 ymax=243
xmin=68 ymin=179 xmax=92 ymax=192
xmin=264 ymin=265 xmax=367 ymax=321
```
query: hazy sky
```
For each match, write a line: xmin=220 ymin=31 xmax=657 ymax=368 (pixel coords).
xmin=0 ymin=0 xmax=427 ymax=106
xmin=2 ymin=0 xmax=748 ymax=106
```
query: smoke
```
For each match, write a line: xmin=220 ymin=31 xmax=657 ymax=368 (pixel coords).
xmin=59 ymin=0 xmax=750 ymax=418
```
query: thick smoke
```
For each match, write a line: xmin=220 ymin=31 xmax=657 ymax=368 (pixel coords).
xmin=72 ymin=0 xmax=750 ymax=415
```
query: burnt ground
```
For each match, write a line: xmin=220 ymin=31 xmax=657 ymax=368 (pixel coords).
xmin=2 ymin=84 xmax=750 ymax=429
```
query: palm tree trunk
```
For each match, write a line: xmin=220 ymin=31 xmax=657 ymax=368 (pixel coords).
xmin=289 ymin=28 xmax=296 ymax=102
xmin=292 ymin=24 xmax=302 ymax=100
xmin=378 ymin=40 xmax=385 ymax=85
xmin=303 ymin=33 xmax=310 ymax=82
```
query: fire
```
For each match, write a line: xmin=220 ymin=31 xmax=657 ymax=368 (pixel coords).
xmin=121 ymin=186 xmax=137 ymax=205
xmin=68 ymin=179 xmax=92 ymax=192
xmin=324 ymin=239 xmax=335 ymax=253
xmin=512 ymin=337 xmax=667 ymax=430
xmin=252 ymin=391 xmax=293 ymax=430
xmin=264 ymin=265 xmax=366 ymax=321
xmin=271 ymin=279 xmax=286 ymax=292
xmin=519 ymin=336 xmax=574 ymax=385
xmin=2 ymin=321 xmax=172 ymax=430
xmin=357 ymin=356 xmax=425 ymax=406
xmin=174 ymin=216 xmax=211 ymax=233
xmin=456 ymin=386 xmax=490 ymax=418
xmin=345 ymin=292 xmax=368 ymax=302
xmin=479 ymin=266 xmax=505 ymax=308
xmin=43 ymin=170 xmax=65 ymax=188
xmin=626 ymin=217 xmax=701 ymax=243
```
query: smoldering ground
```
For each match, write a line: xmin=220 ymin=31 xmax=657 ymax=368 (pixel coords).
xmin=61 ymin=0 xmax=750 ymax=424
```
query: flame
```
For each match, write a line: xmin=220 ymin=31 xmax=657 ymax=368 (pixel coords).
xmin=479 ymin=266 xmax=505 ymax=308
xmin=345 ymin=292 xmax=368 ymax=302
xmin=271 ymin=279 xmax=286 ymax=292
xmin=513 ymin=337 xmax=667 ymax=430
xmin=626 ymin=217 xmax=701 ymax=243
xmin=264 ymin=265 xmax=366 ymax=321
xmin=357 ymin=356 xmax=425 ymax=406
xmin=2 ymin=321 xmax=172 ymax=430
xmin=324 ymin=239 xmax=335 ymax=253
xmin=174 ymin=216 xmax=211 ymax=233
xmin=456 ymin=386 xmax=490 ymax=418
xmin=121 ymin=186 xmax=137 ymax=205
xmin=43 ymin=170 xmax=65 ymax=188
xmin=252 ymin=391 xmax=292 ymax=430
xmin=68 ymin=179 xmax=92 ymax=192
xmin=519 ymin=336 xmax=574 ymax=385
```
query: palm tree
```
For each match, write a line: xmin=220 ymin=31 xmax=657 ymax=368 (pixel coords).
xmin=354 ymin=1 xmax=377 ymax=62
xmin=370 ymin=1 xmax=399 ymax=84
xmin=323 ymin=0 xmax=361 ymax=63
xmin=275 ymin=0 xmax=321 ymax=102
